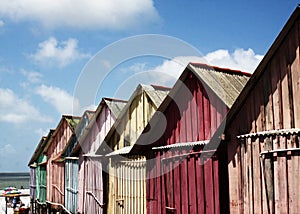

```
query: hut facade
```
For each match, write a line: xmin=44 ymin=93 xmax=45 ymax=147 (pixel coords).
xmin=43 ymin=115 xmax=80 ymax=212
xmin=97 ymin=84 xmax=170 ymax=214
xmin=209 ymin=6 xmax=300 ymax=213
xmin=28 ymin=136 xmax=46 ymax=213
xmin=36 ymin=130 xmax=54 ymax=213
xmin=62 ymin=110 xmax=95 ymax=214
xmin=71 ymin=98 xmax=127 ymax=214
xmin=130 ymin=63 xmax=250 ymax=214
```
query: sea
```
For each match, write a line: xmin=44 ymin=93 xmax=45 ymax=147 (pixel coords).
xmin=0 ymin=172 xmax=30 ymax=214
xmin=0 ymin=172 xmax=30 ymax=190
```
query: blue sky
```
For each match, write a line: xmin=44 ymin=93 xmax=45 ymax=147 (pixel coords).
xmin=0 ymin=0 xmax=297 ymax=172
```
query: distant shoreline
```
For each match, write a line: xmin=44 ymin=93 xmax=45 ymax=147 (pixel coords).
xmin=0 ymin=172 xmax=30 ymax=190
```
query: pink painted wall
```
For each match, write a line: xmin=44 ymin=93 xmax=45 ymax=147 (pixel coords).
xmin=77 ymin=105 xmax=116 ymax=213
xmin=46 ymin=118 xmax=74 ymax=207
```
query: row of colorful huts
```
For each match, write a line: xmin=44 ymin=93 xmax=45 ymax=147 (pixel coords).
xmin=28 ymin=6 xmax=300 ymax=214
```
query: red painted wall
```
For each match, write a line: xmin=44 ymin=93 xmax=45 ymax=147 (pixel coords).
xmin=146 ymin=72 xmax=228 ymax=214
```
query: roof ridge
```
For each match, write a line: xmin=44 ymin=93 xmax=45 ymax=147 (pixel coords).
xmin=189 ymin=62 xmax=252 ymax=77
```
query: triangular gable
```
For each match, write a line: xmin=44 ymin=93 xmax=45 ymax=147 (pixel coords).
xmin=69 ymin=97 xmax=127 ymax=156
xmin=97 ymin=84 xmax=170 ymax=155
xmin=61 ymin=110 xmax=95 ymax=157
xmin=42 ymin=115 xmax=80 ymax=154
xmin=28 ymin=136 xmax=46 ymax=166
xmin=130 ymin=63 xmax=250 ymax=155
xmin=189 ymin=63 xmax=250 ymax=108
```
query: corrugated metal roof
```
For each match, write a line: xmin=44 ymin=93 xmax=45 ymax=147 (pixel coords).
xmin=209 ymin=6 xmax=300 ymax=144
xmin=64 ymin=115 xmax=81 ymax=131
xmin=142 ymin=84 xmax=170 ymax=108
xmin=188 ymin=63 xmax=250 ymax=108
xmin=104 ymin=98 xmax=127 ymax=118
xmin=129 ymin=63 xmax=250 ymax=155
xmin=28 ymin=129 xmax=55 ymax=166
xmin=152 ymin=141 xmax=209 ymax=150
xmin=237 ymin=128 xmax=300 ymax=139
xmin=106 ymin=146 xmax=133 ymax=156
xmin=62 ymin=111 xmax=95 ymax=157
xmin=28 ymin=137 xmax=46 ymax=166
xmin=69 ymin=98 xmax=127 ymax=156
xmin=97 ymin=84 xmax=170 ymax=154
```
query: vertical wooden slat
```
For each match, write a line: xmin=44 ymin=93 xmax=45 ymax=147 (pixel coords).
xmin=248 ymin=137 xmax=254 ymax=214
xmin=287 ymin=135 xmax=296 ymax=214
xmin=204 ymin=158 xmax=214 ymax=213
xmin=174 ymin=157 xmax=181 ymax=213
xmin=197 ymin=156 xmax=205 ymax=212
xmin=213 ymin=156 xmax=220 ymax=214
xmin=188 ymin=156 xmax=197 ymax=214
xmin=289 ymin=23 xmax=300 ymax=127
xmin=241 ymin=139 xmax=249 ymax=214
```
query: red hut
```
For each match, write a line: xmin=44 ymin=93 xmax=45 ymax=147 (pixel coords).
xmin=209 ymin=6 xmax=300 ymax=213
xmin=130 ymin=63 xmax=250 ymax=214
xmin=43 ymin=115 xmax=80 ymax=212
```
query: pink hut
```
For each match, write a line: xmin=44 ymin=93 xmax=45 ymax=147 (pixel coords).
xmin=130 ymin=63 xmax=250 ymax=214
xmin=209 ymin=6 xmax=300 ymax=213
xmin=70 ymin=98 xmax=127 ymax=214
xmin=43 ymin=115 xmax=80 ymax=212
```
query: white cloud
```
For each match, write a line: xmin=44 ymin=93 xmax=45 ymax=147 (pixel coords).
xmin=116 ymin=48 xmax=263 ymax=89
xmin=205 ymin=48 xmax=263 ymax=73
xmin=20 ymin=69 xmax=43 ymax=83
xmin=0 ymin=144 xmax=17 ymax=156
xmin=30 ymin=37 xmax=90 ymax=67
xmin=35 ymin=128 xmax=48 ymax=137
xmin=0 ymin=20 xmax=4 ymax=27
xmin=36 ymin=84 xmax=80 ymax=115
xmin=0 ymin=0 xmax=160 ymax=30
xmin=0 ymin=88 xmax=52 ymax=123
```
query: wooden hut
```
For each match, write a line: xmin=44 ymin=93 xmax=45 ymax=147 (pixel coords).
xmin=36 ymin=130 xmax=54 ymax=213
xmin=130 ymin=63 xmax=250 ymax=214
xmin=61 ymin=110 xmax=95 ymax=214
xmin=209 ymin=6 xmax=300 ymax=213
xmin=70 ymin=98 xmax=127 ymax=214
xmin=97 ymin=84 xmax=170 ymax=214
xmin=28 ymin=136 xmax=46 ymax=213
xmin=43 ymin=115 xmax=80 ymax=212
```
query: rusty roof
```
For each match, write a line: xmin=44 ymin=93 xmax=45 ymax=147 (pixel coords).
xmin=64 ymin=115 xmax=81 ymax=131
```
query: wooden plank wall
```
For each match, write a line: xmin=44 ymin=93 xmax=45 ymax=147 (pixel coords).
xmin=46 ymin=119 xmax=73 ymax=207
xmin=147 ymin=73 xmax=228 ymax=214
xmin=83 ymin=157 xmax=105 ymax=214
xmin=78 ymin=104 xmax=116 ymax=214
xmin=112 ymin=156 xmax=146 ymax=214
xmin=39 ymin=166 xmax=47 ymax=203
xmin=30 ymin=167 xmax=36 ymax=200
xmin=65 ymin=159 xmax=79 ymax=213
xmin=226 ymin=17 xmax=300 ymax=214
xmin=108 ymin=91 xmax=157 ymax=214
